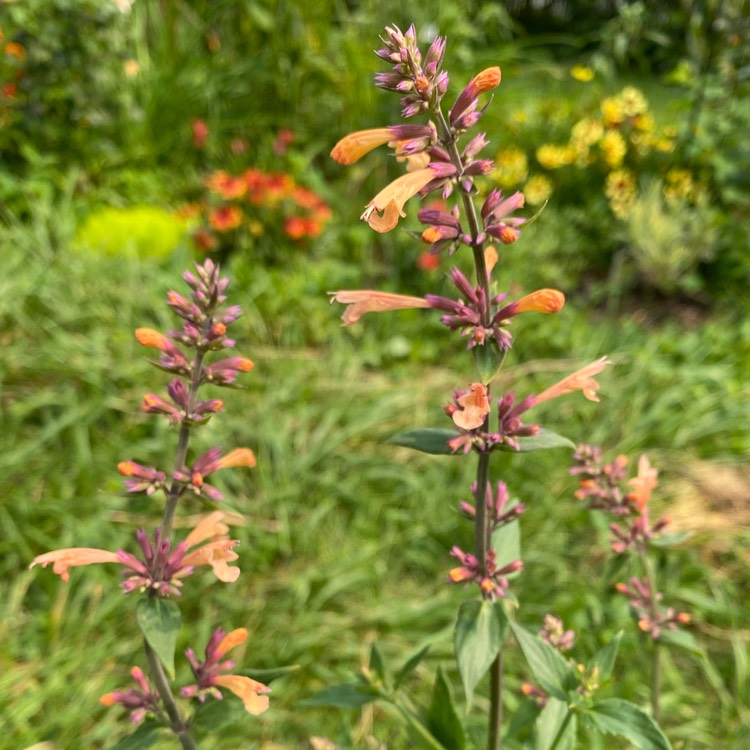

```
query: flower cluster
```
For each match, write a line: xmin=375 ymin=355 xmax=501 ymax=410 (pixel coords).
xmin=615 ymin=577 xmax=691 ymax=639
xmin=571 ymin=447 xmax=670 ymax=553
xmin=182 ymin=627 xmax=270 ymax=715
xmin=30 ymin=511 xmax=240 ymax=594
xmin=446 ymin=358 xmax=611 ymax=454
xmin=449 ymin=546 xmax=522 ymax=600
xmin=187 ymin=165 xmax=332 ymax=258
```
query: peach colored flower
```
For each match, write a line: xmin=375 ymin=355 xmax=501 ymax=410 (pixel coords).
xmin=512 ymin=289 xmax=565 ymax=315
xmin=534 ymin=357 xmax=612 ymax=406
xmin=331 ymin=128 xmax=398 ymax=165
xmin=627 ymin=455 xmax=658 ymax=512
xmin=361 ymin=167 xmax=439 ymax=232
xmin=452 ymin=383 xmax=491 ymax=430
xmin=30 ymin=548 xmax=120 ymax=583
xmin=328 ymin=290 xmax=431 ymax=326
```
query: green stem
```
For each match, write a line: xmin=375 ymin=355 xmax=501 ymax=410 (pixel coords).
xmin=488 ymin=651 xmax=504 ymax=750
xmin=144 ymin=642 xmax=198 ymax=750
xmin=641 ymin=551 xmax=662 ymax=722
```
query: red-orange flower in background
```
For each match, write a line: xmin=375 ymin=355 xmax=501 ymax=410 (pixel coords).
xmin=210 ymin=205 xmax=243 ymax=232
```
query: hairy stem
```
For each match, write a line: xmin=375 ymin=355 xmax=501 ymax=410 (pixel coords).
xmin=489 ymin=650 xmax=504 ymax=750
xmin=144 ymin=642 xmax=198 ymax=750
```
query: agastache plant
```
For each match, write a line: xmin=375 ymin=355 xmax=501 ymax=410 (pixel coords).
xmin=31 ymin=260 xmax=271 ymax=748
xmin=323 ymin=24 xmax=674 ymax=750
xmin=571 ymin=446 xmax=693 ymax=723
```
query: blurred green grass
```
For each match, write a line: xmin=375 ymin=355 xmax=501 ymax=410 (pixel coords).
xmin=2 ymin=189 xmax=749 ymax=748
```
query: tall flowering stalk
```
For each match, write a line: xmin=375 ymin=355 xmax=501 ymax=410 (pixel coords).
xmin=325 ymin=24 xmax=672 ymax=750
xmin=31 ymin=260 xmax=271 ymax=748
xmin=571 ymin=446 xmax=693 ymax=723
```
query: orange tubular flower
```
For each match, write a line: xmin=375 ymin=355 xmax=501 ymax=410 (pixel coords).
xmin=331 ymin=128 xmax=397 ymax=165
xmin=328 ymin=290 xmax=432 ymax=326
xmin=361 ymin=167 xmax=439 ymax=233
xmin=217 ymin=448 xmax=257 ymax=470
xmin=135 ymin=328 xmax=173 ymax=351
xmin=30 ymin=548 xmax=120 ymax=582
xmin=513 ymin=289 xmax=566 ymax=315
xmin=627 ymin=454 xmax=658 ymax=512
xmin=533 ymin=357 xmax=612 ymax=406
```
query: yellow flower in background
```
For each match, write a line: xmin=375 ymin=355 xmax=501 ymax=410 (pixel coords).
xmin=633 ymin=112 xmax=654 ymax=132
xmin=570 ymin=65 xmax=595 ymax=82
xmin=629 ymin=132 xmax=652 ymax=156
xmin=524 ymin=175 xmax=553 ymax=206
xmin=536 ymin=144 xmax=576 ymax=169
xmin=652 ymin=136 xmax=676 ymax=153
xmin=571 ymin=118 xmax=604 ymax=147
xmin=512 ymin=109 xmax=528 ymax=124
xmin=664 ymin=169 xmax=695 ymax=203
xmin=619 ymin=86 xmax=648 ymax=117
xmin=600 ymin=130 xmax=627 ymax=168
xmin=601 ymin=96 xmax=625 ymax=126
xmin=494 ymin=147 xmax=528 ymax=188
xmin=605 ymin=169 xmax=636 ymax=219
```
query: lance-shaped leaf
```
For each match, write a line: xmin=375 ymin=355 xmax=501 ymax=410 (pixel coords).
xmin=658 ymin=628 xmax=703 ymax=656
xmin=454 ymin=599 xmax=508 ymax=705
xmin=499 ymin=429 xmax=575 ymax=453
xmin=394 ymin=645 xmax=431 ymax=689
xmin=108 ymin=719 xmax=161 ymax=750
xmin=510 ymin=621 xmax=577 ymax=701
xmin=427 ymin=666 xmax=466 ymax=750
xmin=136 ymin=598 xmax=181 ymax=679
xmin=473 ymin=341 xmax=506 ymax=384
xmin=585 ymin=698 xmax=673 ymax=749
xmin=590 ymin=631 xmax=622 ymax=682
xmin=534 ymin=697 xmax=576 ymax=750
xmin=301 ymin=682 xmax=380 ymax=709
xmin=369 ymin=642 xmax=387 ymax=683
xmin=491 ymin=516 xmax=521 ymax=572
xmin=388 ymin=428 xmax=456 ymax=455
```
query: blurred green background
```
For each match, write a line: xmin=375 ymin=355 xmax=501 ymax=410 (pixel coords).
xmin=1 ymin=0 xmax=749 ymax=748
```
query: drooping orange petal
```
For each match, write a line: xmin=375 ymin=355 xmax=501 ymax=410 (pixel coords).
xmin=135 ymin=328 xmax=171 ymax=350
xmin=627 ymin=454 xmax=658 ymax=512
xmin=217 ymin=448 xmax=256 ymax=470
xmin=514 ymin=289 xmax=565 ymax=314
xmin=216 ymin=627 xmax=249 ymax=657
xmin=30 ymin=548 xmax=120 ymax=582
xmin=214 ymin=674 xmax=270 ymax=715
xmin=328 ymin=290 xmax=431 ymax=326
xmin=182 ymin=539 xmax=240 ymax=582
xmin=330 ymin=128 xmax=393 ymax=165
xmin=361 ymin=168 xmax=437 ymax=233
xmin=533 ymin=357 xmax=612 ymax=406
xmin=184 ymin=511 xmax=231 ymax=548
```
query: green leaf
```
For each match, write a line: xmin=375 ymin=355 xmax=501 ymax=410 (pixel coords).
xmin=136 ymin=598 xmax=181 ymax=679
xmin=586 ymin=698 xmax=673 ymax=749
xmin=534 ymin=698 xmax=576 ymax=750
xmin=490 ymin=516 xmax=521 ymax=572
xmin=427 ymin=667 xmax=466 ymax=750
xmin=388 ymin=428 xmax=456 ymax=455
xmin=590 ymin=631 xmax=622 ymax=682
xmin=192 ymin=696 xmax=245 ymax=731
xmin=394 ymin=645 xmax=431 ymax=689
xmin=473 ymin=342 xmax=506 ymax=384
xmin=108 ymin=720 xmax=161 ymax=749
xmin=301 ymin=682 xmax=380 ymax=709
xmin=510 ymin=622 xmax=577 ymax=700
xmin=454 ymin=600 xmax=508 ymax=706
xmin=658 ymin=628 xmax=703 ymax=656
xmin=499 ymin=429 xmax=575 ymax=453
xmin=649 ymin=531 xmax=693 ymax=548
xmin=369 ymin=642 xmax=387 ymax=683
xmin=240 ymin=664 xmax=301 ymax=684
